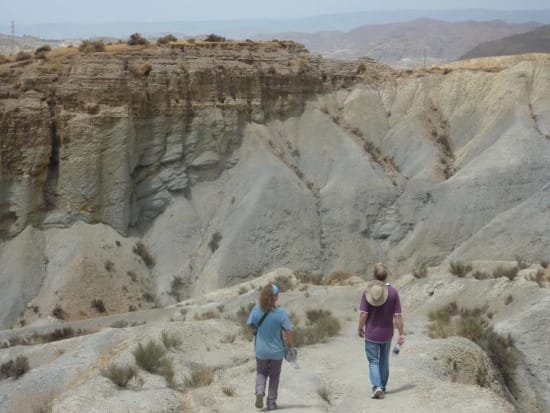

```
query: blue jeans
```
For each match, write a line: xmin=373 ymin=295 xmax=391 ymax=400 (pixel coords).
xmin=365 ymin=339 xmax=392 ymax=391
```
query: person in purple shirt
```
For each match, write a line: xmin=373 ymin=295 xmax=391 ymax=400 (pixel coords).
xmin=357 ymin=263 xmax=405 ymax=399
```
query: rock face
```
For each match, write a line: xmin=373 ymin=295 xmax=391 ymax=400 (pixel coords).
xmin=1 ymin=46 xmax=550 ymax=330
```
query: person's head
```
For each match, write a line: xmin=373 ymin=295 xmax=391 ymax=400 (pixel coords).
xmin=259 ymin=283 xmax=279 ymax=311
xmin=373 ymin=263 xmax=389 ymax=281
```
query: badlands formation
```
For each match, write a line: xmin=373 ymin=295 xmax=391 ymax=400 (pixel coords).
xmin=0 ymin=42 xmax=549 ymax=412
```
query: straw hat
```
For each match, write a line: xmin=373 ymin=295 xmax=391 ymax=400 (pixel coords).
xmin=366 ymin=280 xmax=388 ymax=307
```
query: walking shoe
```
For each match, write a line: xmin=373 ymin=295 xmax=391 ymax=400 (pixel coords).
xmin=372 ymin=387 xmax=384 ymax=399
xmin=255 ymin=394 xmax=264 ymax=409
xmin=267 ymin=403 xmax=278 ymax=410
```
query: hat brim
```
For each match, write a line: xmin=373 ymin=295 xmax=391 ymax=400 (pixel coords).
xmin=366 ymin=280 xmax=388 ymax=307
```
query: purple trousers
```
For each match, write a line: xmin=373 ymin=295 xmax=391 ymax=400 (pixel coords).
xmin=255 ymin=358 xmax=283 ymax=408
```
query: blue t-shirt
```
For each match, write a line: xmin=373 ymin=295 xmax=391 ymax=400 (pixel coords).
xmin=247 ymin=305 xmax=293 ymax=360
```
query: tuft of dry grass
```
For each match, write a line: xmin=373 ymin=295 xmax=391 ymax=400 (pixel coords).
xmin=492 ymin=265 xmax=519 ymax=280
xmin=413 ymin=264 xmax=428 ymax=278
xmin=222 ymin=385 xmax=236 ymax=396
xmin=449 ymin=261 xmax=472 ymax=277
xmin=102 ymin=363 xmax=138 ymax=388
xmin=325 ymin=270 xmax=354 ymax=285
xmin=161 ymin=330 xmax=182 ymax=349
xmin=317 ymin=382 xmax=333 ymax=404
xmin=0 ymin=355 xmax=30 ymax=379
xmin=294 ymin=309 xmax=341 ymax=346
xmin=133 ymin=340 xmax=167 ymax=373
xmin=185 ymin=364 xmax=214 ymax=388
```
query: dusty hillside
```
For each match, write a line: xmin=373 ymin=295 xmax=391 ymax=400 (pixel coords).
xmin=0 ymin=266 xmax=548 ymax=413
xmin=1 ymin=44 xmax=549 ymax=332
xmin=461 ymin=24 xmax=550 ymax=59
xmin=256 ymin=19 xmax=540 ymax=67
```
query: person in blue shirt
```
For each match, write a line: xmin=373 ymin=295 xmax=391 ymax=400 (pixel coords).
xmin=247 ymin=283 xmax=295 ymax=410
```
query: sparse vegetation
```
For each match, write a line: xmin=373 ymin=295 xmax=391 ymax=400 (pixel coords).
xmin=294 ymin=309 xmax=341 ymax=346
xmin=413 ymin=264 xmax=428 ymax=278
xmin=325 ymin=270 xmax=354 ymax=285
xmin=161 ymin=330 xmax=182 ymax=349
xmin=127 ymin=33 xmax=148 ymax=46
xmin=157 ymin=34 xmax=177 ymax=46
xmin=294 ymin=270 xmax=324 ymax=285
xmin=79 ymin=40 xmax=105 ymax=53
xmin=428 ymin=303 xmax=520 ymax=396
xmin=472 ymin=270 xmax=490 ymax=280
xmin=515 ymin=255 xmax=529 ymax=270
xmin=0 ymin=356 xmax=30 ymax=380
xmin=15 ymin=51 xmax=32 ymax=61
xmin=492 ymin=265 xmax=519 ymax=280
xmin=222 ymin=385 xmax=236 ymax=396
xmin=238 ymin=286 xmax=248 ymax=295
xmin=133 ymin=241 xmax=155 ymax=268
xmin=209 ymin=231 xmax=223 ymax=252
xmin=104 ymin=260 xmax=114 ymax=272
xmin=102 ymin=363 xmax=138 ymax=388
xmin=317 ymin=382 xmax=333 ymax=404
xmin=110 ymin=320 xmax=128 ymax=328
xmin=169 ymin=276 xmax=185 ymax=301
xmin=273 ymin=274 xmax=293 ymax=291
xmin=133 ymin=340 xmax=167 ymax=373
xmin=91 ymin=298 xmax=106 ymax=313
xmin=51 ymin=304 xmax=66 ymax=320
xmin=236 ymin=302 xmax=255 ymax=341
xmin=185 ymin=364 xmax=214 ymax=387
xmin=194 ymin=311 xmax=219 ymax=320
xmin=449 ymin=261 xmax=472 ymax=277
xmin=204 ymin=34 xmax=226 ymax=42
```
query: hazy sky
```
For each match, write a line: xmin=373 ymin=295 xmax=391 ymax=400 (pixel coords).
xmin=3 ymin=0 xmax=549 ymax=23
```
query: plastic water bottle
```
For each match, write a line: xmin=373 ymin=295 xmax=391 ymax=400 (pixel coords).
xmin=393 ymin=343 xmax=401 ymax=355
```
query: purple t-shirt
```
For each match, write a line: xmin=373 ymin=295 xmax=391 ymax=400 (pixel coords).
xmin=359 ymin=284 xmax=402 ymax=343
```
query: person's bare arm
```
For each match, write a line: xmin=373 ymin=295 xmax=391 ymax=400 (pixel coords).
xmin=394 ymin=314 xmax=405 ymax=345
xmin=283 ymin=330 xmax=295 ymax=347
xmin=357 ymin=312 xmax=368 ymax=338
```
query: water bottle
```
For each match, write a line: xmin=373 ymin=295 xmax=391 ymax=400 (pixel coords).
xmin=393 ymin=343 xmax=401 ymax=355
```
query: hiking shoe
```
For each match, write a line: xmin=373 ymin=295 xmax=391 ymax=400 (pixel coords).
xmin=372 ymin=387 xmax=384 ymax=399
xmin=255 ymin=394 xmax=264 ymax=409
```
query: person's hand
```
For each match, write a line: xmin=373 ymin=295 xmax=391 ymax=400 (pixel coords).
xmin=397 ymin=334 xmax=405 ymax=345
xmin=358 ymin=327 xmax=364 ymax=338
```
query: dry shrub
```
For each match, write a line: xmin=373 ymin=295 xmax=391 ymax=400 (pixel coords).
xmin=185 ymin=364 xmax=214 ymax=387
xmin=413 ymin=264 xmax=428 ymax=279
xmin=194 ymin=311 xmax=219 ymax=320
xmin=161 ymin=330 xmax=182 ymax=349
xmin=236 ymin=302 xmax=255 ymax=341
xmin=51 ymin=304 xmax=66 ymax=320
xmin=472 ymin=270 xmax=490 ymax=280
xmin=133 ymin=241 xmax=155 ymax=267
xmin=222 ymin=385 xmax=236 ymax=396
xmin=0 ymin=54 xmax=9 ymax=64
xmin=15 ymin=51 xmax=32 ymax=61
xmin=102 ymin=363 xmax=138 ymax=388
xmin=294 ymin=270 xmax=323 ymax=285
xmin=540 ymin=260 xmax=549 ymax=269
xmin=133 ymin=340 xmax=167 ymax=373
xmin=294 ymin=309 xmax=340 ymax=346
xmin=492 ymin=265 xmax=519 ymax=280
xmin=0 ymin=355 xmax=29 ymax=379
xmin=79 ymin=40 xmax=105 ymax=53
xmin=128 ymin=33 xmax=148 ymax=46
xmin=209 ymin=231 xmax=223 ymax=252
xmin=317 ymin=382 xmax=333 ymax=404
xmin=204 ymin=33 xmax=226 ymax=42
xmin=129 ymin=62 xmax=152 ymax=77
xmin=157 ymin=34 xmax=177 ymax=45
xmin=449 ymin=261 xmax=472 ymax=277
xmin=325 ymin=270 xmax=354 ymax=285
xmin=273 ymin=274 xmax=293 ymax=291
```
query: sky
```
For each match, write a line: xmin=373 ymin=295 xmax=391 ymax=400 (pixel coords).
xmin=2 ymin=0 xmax=549 ymax=24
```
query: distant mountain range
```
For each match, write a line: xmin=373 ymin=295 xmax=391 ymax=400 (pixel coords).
xmin=461 ymin=24 xmax=550 ymax=59
xmin=256 ymin=19 xmax=541 ymax=68
xmin=1 ymin=9 xmax=550 ymax=40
